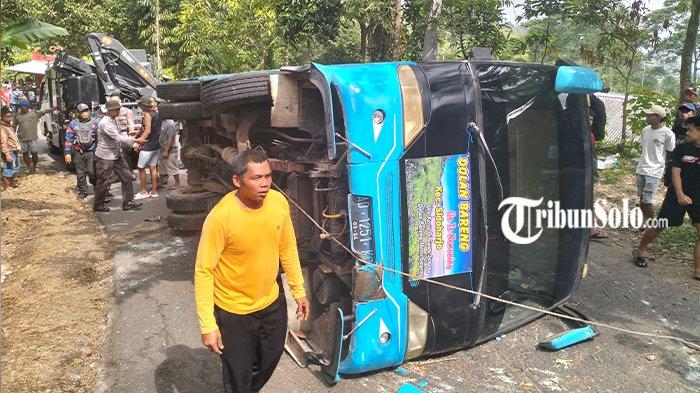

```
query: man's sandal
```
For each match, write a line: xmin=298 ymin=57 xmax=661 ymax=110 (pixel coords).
xmin=632 ymin=249 xmax=648 ymax=268
xmin=591 ymin=231 xmax=608 ymax=239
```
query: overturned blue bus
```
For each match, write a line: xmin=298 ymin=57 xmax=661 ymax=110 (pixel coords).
xmin=158 ymin=59 xmax=603 ymax=383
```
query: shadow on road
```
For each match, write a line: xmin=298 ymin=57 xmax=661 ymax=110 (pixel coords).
xmin=155 ymin=345 xmax=222 ymax=393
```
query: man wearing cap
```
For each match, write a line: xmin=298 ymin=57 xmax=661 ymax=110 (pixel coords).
xmin=65 ymin=103 xmax=100 ymax=199
xmin=13 ymin=101 xmax=55 ymax=173
xmin=134 ymin=96 xmax=162 ymax=199
xmin=664 ymin=92 xmax=699 ymax=187
xmin=672 ymin=87 xmax=698 ymax=142
xmin=94 ymin=100 xmax=143 ymax=212
xmin=636 ymin=104 xmax=675 ymax=225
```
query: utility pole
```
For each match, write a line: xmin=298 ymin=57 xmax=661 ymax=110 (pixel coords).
xmin=393 ymin=0 xmax=403 ymax=60
xmin=422 ymin=0 xmax=443 ymax=61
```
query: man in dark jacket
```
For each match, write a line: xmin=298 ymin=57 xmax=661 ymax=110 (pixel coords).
xmin=664 ymin=88 xmax=698 ymax=186
xmin=672 ymin=87 xmax=698 ymax=143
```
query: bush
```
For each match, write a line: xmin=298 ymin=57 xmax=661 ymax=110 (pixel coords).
xmin=598 ymin=156 xmax=636 ymax=184
xmin=627 ymin=87 xmax=676 ymax=137
xmin=597 ymin=139 xmax=641 ymax=159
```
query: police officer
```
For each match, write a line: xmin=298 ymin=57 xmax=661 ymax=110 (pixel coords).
xmin=65 ymin=103 xmax=100 ymax=199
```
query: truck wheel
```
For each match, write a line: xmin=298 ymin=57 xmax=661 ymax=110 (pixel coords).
xmin=156 ymin=80 xmax=201 ymax=102
xmin=159 ymin=101 xmax=204 ymax=120
xmin=167 ymin=211 xmax=208 ymax=232
xmin=200 ymin=72 xmax=272 ymax=115
xmin=166 ymin=189 xmax=222 ymax=212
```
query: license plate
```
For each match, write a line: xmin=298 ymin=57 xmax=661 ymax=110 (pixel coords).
xmin=348 ymin=195 xmax=375 ymax=263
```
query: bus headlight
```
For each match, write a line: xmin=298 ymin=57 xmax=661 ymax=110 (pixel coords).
xmin=398 ymin=65 xmax=425 ymax=148
xmin=405 ymin=300 xmax=429 ymax=360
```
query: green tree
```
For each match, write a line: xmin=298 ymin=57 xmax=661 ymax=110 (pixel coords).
xmin=127 ymin=0 xmax=188 ymax=78
xmin=648 ymin=0 xmax=700 ymax=97
xmin=343 ymin=0 xmax=397 ymax=61
xmin=679 ymin=0 xmax=700 ymax=97
xmin=402 ymin=0 xmax=433 ymax=60
xmin=167 ymin=0 xmax=281 ymax=76
xmin=520 ymin=0 xmax=662 ymax=149
xmin=578 ymin=1 xmax=658 ymax=148
xmin=403 ymin=0 xmax=510 ymax=61
xmin=166 ymin=0 xmax=232 ymax=76
xmin=275 ymin=0 xmax=343 ymax=52
xmin=443 ymin=0 xmax=507 ymax=59
xmin=0 ymin=0 xmax=68 ymax=79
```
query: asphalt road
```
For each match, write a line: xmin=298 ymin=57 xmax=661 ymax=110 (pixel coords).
xmin=87 ymin=173 xmax=700 ymax=393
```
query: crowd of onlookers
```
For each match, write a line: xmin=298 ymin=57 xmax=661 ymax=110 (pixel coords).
xmin=0 ymin=90 xmax=181 ymax=212
xmin=0 ymin=82 xmax=40 ymax=112
xmin=85 ymin=93 xmax=181 ymax=212
xmin=632 ymin=86 xmax=700 ymax=281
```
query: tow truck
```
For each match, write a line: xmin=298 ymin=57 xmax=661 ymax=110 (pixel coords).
xmin=40 ymin=33 xmax=157 ymax=155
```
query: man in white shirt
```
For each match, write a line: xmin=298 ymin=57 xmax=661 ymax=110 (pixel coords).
xmin=635 ymin=104 xmax=675 ymax=225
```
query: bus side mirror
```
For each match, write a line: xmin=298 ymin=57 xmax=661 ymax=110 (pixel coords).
xmin=555 ymin=66 xmax=603 ymax=94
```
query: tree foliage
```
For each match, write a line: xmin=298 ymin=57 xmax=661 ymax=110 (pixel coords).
xmin=518 ymin=0 xmax=662 ymax=147
xmin=2 ymin=21 xmax=68 ymax=47
xmin=275 ymin=0 xmax=343 ymax=50
xmin=443 ymin=0 xmax=507 ymax=59
xmin=0 ymin=0 xmax=696 ymax=103
xmin=403 ymin=0 xmax=509 ymax=60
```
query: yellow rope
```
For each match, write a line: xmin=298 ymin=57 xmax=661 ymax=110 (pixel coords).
xmin=273 ymin=182 xmax=700 ymax=349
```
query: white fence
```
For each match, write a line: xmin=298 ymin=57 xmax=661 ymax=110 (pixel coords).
xmin=594 ymin=92 xmax=640 ymax=143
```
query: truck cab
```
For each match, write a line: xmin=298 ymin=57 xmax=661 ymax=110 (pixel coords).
xmin=39 ymin=33 xmax=155 ymax=157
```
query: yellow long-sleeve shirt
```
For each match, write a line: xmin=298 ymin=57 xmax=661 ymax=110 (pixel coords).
xmin=194 ymin=189 xmax=306 ymax=334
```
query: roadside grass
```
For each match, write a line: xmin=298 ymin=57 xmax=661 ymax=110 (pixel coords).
xmin=596 ymin=140 xmax=641 ymax=185
xmin=598 ymin=157 xmax=636 ymax=185
xmin=656 ymin=218 xmax=697 ymax=257
xmin=1 ymin=172 xmax=114 ymax=392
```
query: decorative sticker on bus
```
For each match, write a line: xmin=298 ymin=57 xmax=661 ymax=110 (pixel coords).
xmin=406 ymin=153 xmax=472 ymax=281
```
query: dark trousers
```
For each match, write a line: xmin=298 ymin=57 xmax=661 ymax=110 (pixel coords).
xmin=215 ymin=295 xmax=287 ymax=393
xmin=94 ymin=154 xmax=134 ymax=209
xmin=74 ymin=150 xmax=96 ymax=195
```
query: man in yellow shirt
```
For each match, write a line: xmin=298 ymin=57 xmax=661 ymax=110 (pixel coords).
xmin=194 ymin=149 xmax=309 ymax=393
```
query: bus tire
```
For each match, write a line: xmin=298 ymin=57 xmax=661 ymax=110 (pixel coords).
xmin=167 ymin=211 xmax=207 ymax=232
xmin=166 ymin=189 xmax=221 ymax=212
xmin=159 ymin=101 xmax=204 ymax=120
xmin=156 ymin=80 xmax=201 ymax=102
xmin=200 ymin=72 xmax=272 ymax=115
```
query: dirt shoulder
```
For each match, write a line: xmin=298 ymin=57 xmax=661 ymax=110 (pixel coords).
xmin=1 ymin=171 xmax=115 ymax=392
